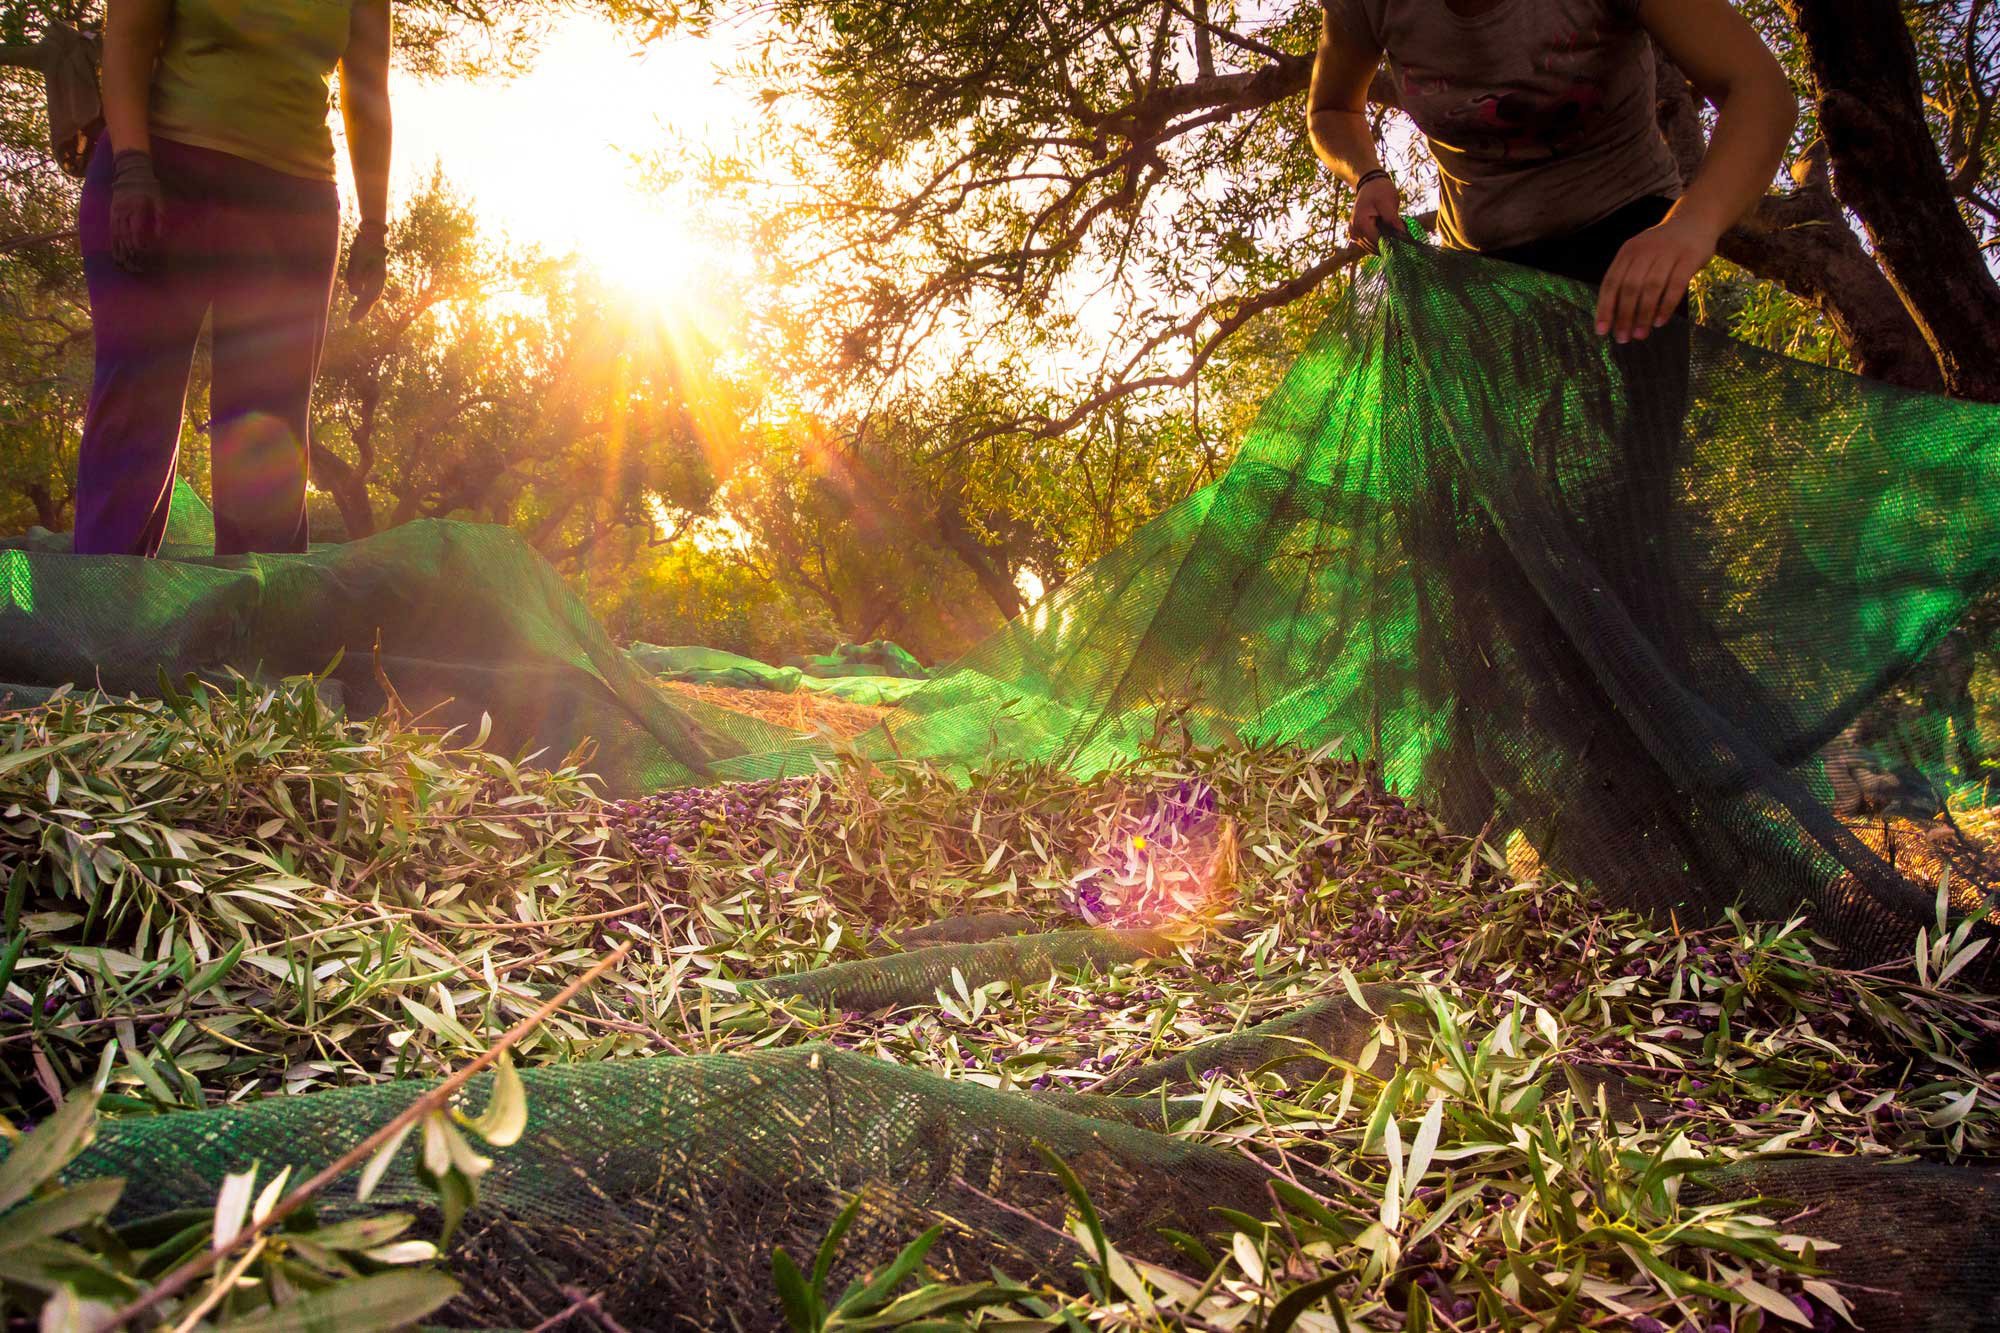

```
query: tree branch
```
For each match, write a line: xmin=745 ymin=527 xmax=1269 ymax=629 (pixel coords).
xmin=934 ymin=216 xmax=1431 ymax=458
xmin=1781 ymin=0 xmax=2000 ymax=400
xmin=0 ymin=43 xmax=48 ymax=72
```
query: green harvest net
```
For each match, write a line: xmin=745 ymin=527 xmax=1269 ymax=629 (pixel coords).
xmin=0 ymin=484 xmax=799 ymax=791
xmin=627 ymin=642 xmax=932 ymax=705
xmin=12 ymin=238 xmax=2000 ymax=1328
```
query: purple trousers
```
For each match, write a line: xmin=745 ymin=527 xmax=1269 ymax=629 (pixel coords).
xmin=74 ymin=137 xmax=339 ymax=557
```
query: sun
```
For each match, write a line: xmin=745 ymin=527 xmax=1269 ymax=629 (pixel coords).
xmin=578 ymin=197 xmax=711 ymax=317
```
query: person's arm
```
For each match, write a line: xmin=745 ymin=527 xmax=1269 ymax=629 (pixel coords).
xmin=101 ymin=0 xmax=169 ymax=158
xmin=101 ymin=0 xmax=172 ymax=272
xmin=1308 ymin=3 xmax=1404 ymax=253
xmin=1598 ymin=0 xmax=1796 ymax=341
xmin=339 ymin=0 xmax=392 ymax=318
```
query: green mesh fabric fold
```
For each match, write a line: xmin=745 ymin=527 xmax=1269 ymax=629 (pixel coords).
xmin=66 ymin=1048 xmax=1277 ymax=1329
xmin=1687 ymin=1158 xmax=2000 ymax=1331
xmin=1101 ymin=986 xmax=1410 ymax=1095
xmin=0 ymin=519 xmax=782 ymax=793
xmin=628 ymin=642 xmax=808 ymax=691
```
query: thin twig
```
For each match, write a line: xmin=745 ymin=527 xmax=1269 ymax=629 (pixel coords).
xmin=522 ymin=1288 xmax=604 ymax=1333
xmin=164 ymin=1238 xmax=269 ymax=1333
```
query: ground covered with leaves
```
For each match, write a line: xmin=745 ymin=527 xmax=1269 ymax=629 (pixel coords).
xmin=2 ymin=677 xmax=1997 ymax=1331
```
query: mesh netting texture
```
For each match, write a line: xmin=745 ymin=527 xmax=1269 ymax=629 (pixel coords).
xmin=69 ymin=1043 xmax=1280 ymax=1329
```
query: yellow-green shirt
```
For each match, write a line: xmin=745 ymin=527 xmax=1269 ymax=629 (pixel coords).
xmin=150 ymin=0 xmax=356 ymax=182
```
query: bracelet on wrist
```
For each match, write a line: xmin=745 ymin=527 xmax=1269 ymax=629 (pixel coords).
xmin=1355 ymin=168 xmax=1393 ymax=192
xmin=110 ymin=149 xmax=160 ymax=190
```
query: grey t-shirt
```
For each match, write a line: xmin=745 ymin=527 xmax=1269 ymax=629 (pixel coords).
xmin=1325 ymin=0 xmax=1685 ymax=251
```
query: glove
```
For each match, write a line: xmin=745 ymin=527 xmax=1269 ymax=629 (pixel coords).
xmin=109 ymin=148 xmax=164 ymax=274
xmin=346 ymin=218 xmax=388 ymax=319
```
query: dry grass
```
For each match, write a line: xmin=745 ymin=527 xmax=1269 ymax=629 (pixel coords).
xmin=1840 ymin=808 xmax=2000 ymax=919
xmin=660 ymin=679 xmax=891 ymax=739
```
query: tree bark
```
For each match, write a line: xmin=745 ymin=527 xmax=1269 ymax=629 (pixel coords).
xmin=936 ymin=496 xmax=1024 ymax=619
xmin=529 ymin=493 xmax=581 ymax=553
xmin=1720 ymin=184 xmax=1945 ymax=392
xmin=1781 ymin=0 xmax=2000 ymax=401
xmin=3 ymin=24 xmax=105 ymax=178
xmin=24 ymin=481 xmax=61 ymax=531
xmin=1189 ymin=0 xmax=1215 ymax=80
xmin=410 ymin=454 xmax=507 ymax=521
xmin=311 ymin=447 xmax=375 ymax=541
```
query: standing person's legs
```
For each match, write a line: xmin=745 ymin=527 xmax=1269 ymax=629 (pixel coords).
xmin=72 ymin=138 xmax=211 ymax=557
xmin=204 ymin=156 xmax=339 ymax=557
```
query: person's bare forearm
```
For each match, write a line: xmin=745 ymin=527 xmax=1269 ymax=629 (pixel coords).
xmin=102 ymin=0 xmax=171 ymax=155
xmin=1598 ymin=0 xmax=1797 ymax=339
xmin=1669 ymin=74 xmax=1796 ymax=240
xmin=342 ymin=83 xmax=391 ymax=224
xmin=1306 ymin=11 xmax=1386 ymax=188
xmin=340 ymin=0 xmax=393 ymax=226
xmin=339 ymin=0 xmax=394 ymax=319
xmin=1640 ymin=0 xmax=1796 ymax=243
xmin=1308 ymin=108 xmax=1383 ymax=187
xmin=1309 ymin=7 xmax=1402 ymax=252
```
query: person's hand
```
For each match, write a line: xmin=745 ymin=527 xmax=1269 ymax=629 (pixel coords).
xmin=1596 ymin=209 xmax=1719 ymax=342
xmin=109 ymin=149 xmax=164 ymax=274
xmin=346 ymin=218 xmax=388 ymax=320
xmin=1346 ymin=174 xmax=1408 ymax=255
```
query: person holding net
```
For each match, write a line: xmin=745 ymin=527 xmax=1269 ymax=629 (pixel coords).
xmin=1306 ymin=0 xmax=1796 ymax=617
xmin=73 ymin=0 xmax=393 ymax=558
xmin=1307 ymin=0 xmax=1795 ymax=335
xmin=1305 ymin=0 xmax=1798 ymax=870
